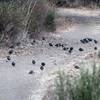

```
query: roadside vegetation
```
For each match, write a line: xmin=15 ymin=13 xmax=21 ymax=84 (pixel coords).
xmin=0 ymin=0 xmax=55 ymax=46
xmin=49 ymin=0 xmax=100 ymax=8
xmin=54 ymin=62 xmax=100 ymax=100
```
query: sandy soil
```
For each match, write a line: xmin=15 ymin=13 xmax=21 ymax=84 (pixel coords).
xmin=0 ymin=8 xmax=100 ymax=100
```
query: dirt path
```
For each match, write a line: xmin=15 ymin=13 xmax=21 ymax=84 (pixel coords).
xmin=0 ymin=8 xmax=100 ymax=100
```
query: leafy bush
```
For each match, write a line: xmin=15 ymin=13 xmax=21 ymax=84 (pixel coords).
xmin=0 ymin=0 xmax=55 ymax=46
xmin=48 ymin=0 xmax=100 ymax=8
xmin=55 ymin=62 xmax=100 ymax=100
xmin=44 ymin=10 xmax=55 ymax=32
xmin=0 ymin=1 xmax=24 ymax=45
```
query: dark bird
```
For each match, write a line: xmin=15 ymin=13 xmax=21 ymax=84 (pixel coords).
xmin=41 ymin=62 xmax=45 ymax=66
xmin=49 ymin=43 xmax=53 ymax=47
xmin=63 ymin=47 xmax=68 ymax=51
xmin=28 ymin=70 xmax=34 ymax=74
xmin=58 ymin=43 xmax=62 ymax=47
xmin=33 ymin=40 xmax=36 ymax=43
xmin=83 ymin=38 xmax=89 ymax=43
xmin=42 ymin=37 xmax=45 ymax=41
xmin=7 ymin=56 xmax=11 ymax=61
xmin=16 ymin=42 xmax=21 ymax=46
xmin=68 ymin=47 xmax=73 ymax=53
xmin=8 ymin=50 xmax=14 ymax=55
xmin=55 ymin=44 xmax=59 ymax=47
xmin=74 ymin=65 xmax=80 ymax=69
xmin=12 ymin=61 xmax=15 ymax=67
xmin=80 ymin=39 xmax=85 ymax=44
xmin=31 ymin=40 xmax=35 ymax=45
xmin=80 ymin=38 xmax=90 ymax=44
xmin=79 ymin=48 xmax=84 ymax=52
xmin=87 ymin=38 xmax=92 ymax=42
xmin=94 ymin=47 xmax=97 ymax=50
xmin=94 ymin=40 xmax=98 ymax=44
xmin=40 ymin=66 xmax=44 ymax=70
xmin=40 ymin=62 xmax=45 ymax=70
xmin=70 ymin=47 xmax=73 ymax=50
xmin=0 ymin=23 xmax=4 ymax=32
xmin=32 ymin=60 xmax=36 ymax=64
xmin=9 ymin=45 xmax=14 ymax=49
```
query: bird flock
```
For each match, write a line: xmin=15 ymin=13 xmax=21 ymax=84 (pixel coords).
xmin=6 ymin=36 xmax=98 ymax=74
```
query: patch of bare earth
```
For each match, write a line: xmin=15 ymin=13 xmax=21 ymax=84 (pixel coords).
xmin=55 ymin=16 xmax=77 ymax=33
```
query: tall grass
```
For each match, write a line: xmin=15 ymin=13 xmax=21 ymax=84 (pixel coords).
xmin=55 ymin=62 xmax=100 ymax=100
xmin=0 ymin=0 xmax=55 ymax=46
xmin=49 ymin=0 xmax=100 ymax=8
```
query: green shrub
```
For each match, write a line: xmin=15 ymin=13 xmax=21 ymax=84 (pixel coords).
xmin=0 ymin=0 xmax=54 ymax=45
xmin=55 ymin=62 xmax=100 ymax=100
xmin=0 ymin=1 xmax=24 ymax=44
xmin=44 ymin=10 xmax=55 ymax=32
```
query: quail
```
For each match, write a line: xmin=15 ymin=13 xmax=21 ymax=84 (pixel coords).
xmin=40 ymin=66 xmax=44 ymax=70
xmin=28 ymin=70 xmax=34 ymax=74
xmin=42 ymin=37 xmax=45 ymax=41
xmin=74 ymin=65 xmax=80 ymax=69
xmin=79 ymin=48 xmax=84 ymax=51
xmin=94 ymin=40 xmax=98 ymax=44
xmin=7 ymin=56 xmax=11 ymax=61
xmin=12 ymin=61 xmax=15 ymax=67
xmin=8 ymin=50 xmax=14 ymax=55
xmin=49 ymin=43 xmax=53 ymax=47
xmin=41 ymin=62 xmax=45 ymax=66
xmin=32 ymin=60 xmax=36 ymax=64
xmin=94 ymin=47 xmax=97 ymax=50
